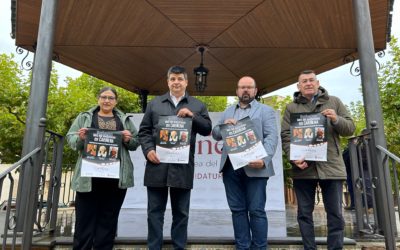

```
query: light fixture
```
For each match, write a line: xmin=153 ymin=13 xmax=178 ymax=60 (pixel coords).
xmin=193 ymin=46 xmax=209 ymax=92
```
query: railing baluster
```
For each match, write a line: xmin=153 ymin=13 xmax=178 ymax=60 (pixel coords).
xmin=1 ymin=130 xmax=64 ymax=249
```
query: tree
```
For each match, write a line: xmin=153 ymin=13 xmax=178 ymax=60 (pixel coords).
xmin=0 ymin=54 xmax=29 ymax=162
xmin=195 ymin=96 xmax=227 ymax=112
xmin=378 ymin=37 xmax=400 ymax=155
xmin=0 ymin=53 xmax=228 ymax=163
xmin=47 ymin=74 xmax=142 ymax=164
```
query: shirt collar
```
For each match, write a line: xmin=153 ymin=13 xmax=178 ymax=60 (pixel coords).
xmin=236 ymin=99 xmax=256 ymax=109
xmin=170 ymin=92 xmax=186 ymax=106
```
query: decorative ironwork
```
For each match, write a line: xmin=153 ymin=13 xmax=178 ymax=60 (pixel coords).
xmin=16 ymin=47 xmax=33 ymax=71
xmin=52 ymin=53 xmax=60 ymax=62
xmin=343 ymin=50 xmax=387 ymax=77
xmin=375 ymin=50 xmax=386 ymax=71
xmin=343 ymin=54 xmax=360 ymax=76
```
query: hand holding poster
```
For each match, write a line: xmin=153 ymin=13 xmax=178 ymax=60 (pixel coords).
xmin=156 ymin=116 xmax=192 ymax=164
xmin=289 ymin=112 xmax=327 ymax=161
xmin=81 ymin=129 xmax=122 ymax=178
xmin=220 ymin=117 xmax=267 ymax=170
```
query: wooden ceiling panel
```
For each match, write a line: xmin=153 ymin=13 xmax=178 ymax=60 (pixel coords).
xmin=148 ymin=50 xmax=238 ymax=95
xmin=55 ymin=0 xmax=195 ymax=47
xmin=147 ymin=0 xmax=263 ymax=43
xmin=211 ymin=0 xmax=358 ymax=48
xmin=15 ymin=0 xmax=391 ymax=96
xmin=55 ymin=46 xmax=194 ymax=92
xmin=210 ymin=48 xmax=355 ymax=94
xmin=15 ymin=1 xmax=41 ymax=46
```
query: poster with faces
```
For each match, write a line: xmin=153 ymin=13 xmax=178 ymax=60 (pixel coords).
xmin=156 ymin=116 xmax=192 ymax=164
xmin=289 ymin=112 xmax=327 ymax=161
xmin=81 ymin=129 xmax=122 ymax=178
xmin=220 ymin=116 xmax=267 ymax=170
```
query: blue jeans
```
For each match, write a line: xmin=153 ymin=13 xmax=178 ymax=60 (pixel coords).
xmin=223 ymin=163 xmax=269 ymax=250
xmin=147 ymin=186 xmax=191 ymax=250
xmin=293 ymin=179 xmax=344 ymax=250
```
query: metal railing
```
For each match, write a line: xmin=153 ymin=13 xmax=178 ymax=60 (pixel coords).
xmin=348 ymin=125 xmax=399 ymax=249
xmin=0 ymin=130 xmax=64 ymax=249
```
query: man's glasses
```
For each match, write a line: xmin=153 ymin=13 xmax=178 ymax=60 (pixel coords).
xmin=237 ymin=86 xmax=255 ymax=90
xmin=99 ymin=96 xmax=116 ymax=101
xmin=300 ymin=78 xmax=317 ymax=84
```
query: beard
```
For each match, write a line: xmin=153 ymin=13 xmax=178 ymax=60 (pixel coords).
xmin=239 ymin=94 xmax=255 ymax=104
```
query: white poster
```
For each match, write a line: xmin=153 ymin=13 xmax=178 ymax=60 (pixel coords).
xmin=156 ymin=116 xmax=192 ymax=164
xmin=290 ymin=112 xmax=328 ymax=161
xmin=220 ymin=117 xmax=268 ymax=170
xmin=122 ymin=112 xmax=285 ymax=211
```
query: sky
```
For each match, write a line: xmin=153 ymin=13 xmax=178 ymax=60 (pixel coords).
xmin=1 ymin=1 xmax=399 ymax=105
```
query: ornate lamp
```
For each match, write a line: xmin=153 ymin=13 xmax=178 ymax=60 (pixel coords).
xmin=193 ymin=46 xmax=209 ymax=92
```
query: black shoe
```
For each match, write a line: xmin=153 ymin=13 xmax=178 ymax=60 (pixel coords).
xmin=344 ymin=206 xmax=355 ymax=211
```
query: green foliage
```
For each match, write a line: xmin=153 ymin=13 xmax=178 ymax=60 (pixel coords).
xmin=0 ymin=54 xmax=28 ymax=161
xmin=378 ymin=37 xmax=400 ymax=155
xmin=195 ymin=96 xmax=228 ymax=112
xmin=0 ymin=54 xmax=228 ymax=164
xmin=0 ymin=54 xmax=143 ymax=164
xmin=262 ymin=95 xmax=293 ymax=118
xmin=47 ymin=74 xmax=142 ymax=164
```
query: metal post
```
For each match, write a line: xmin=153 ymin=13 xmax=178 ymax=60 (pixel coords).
xmin=348 ymin=139 xmax=363 ymax=233
xmin=139 ymin=89 xmax=149 ymax=113
xmin=15 ymin=0 xmax=59 ymax=248
xmin=49 ymin=136 xmax=64 ymax=231
xmin=352 ymin=0 xmax=396 ymax=249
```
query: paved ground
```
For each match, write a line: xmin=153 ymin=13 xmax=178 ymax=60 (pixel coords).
xmin=54 ymin=204 xmax=359 ymax=239
xmin=2 ymin=204 xmax=397 ymax=249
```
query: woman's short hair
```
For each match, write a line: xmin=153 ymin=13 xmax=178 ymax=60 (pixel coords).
xmin=97 ymin=87 xmax=118 ymax=100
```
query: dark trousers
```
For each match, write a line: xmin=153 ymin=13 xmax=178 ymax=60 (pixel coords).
xmin=293 ymin=179 xmax=344 ymax=250
xmin=147 ymin=186 xmax=191 ymax=250
xmin=73 ymin=178 xmax=127 ymax=250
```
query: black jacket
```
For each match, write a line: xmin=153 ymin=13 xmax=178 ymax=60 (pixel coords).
xmin=138 ymin=92 xmax=212 ymax=189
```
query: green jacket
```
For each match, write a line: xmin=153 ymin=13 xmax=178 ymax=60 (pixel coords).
xmin=281 ymin=87 xmax=355 ymax=180
xmin=66 ymin=106 xmax=139 ymax=192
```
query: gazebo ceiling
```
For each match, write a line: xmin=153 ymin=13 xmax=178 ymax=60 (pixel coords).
xmin=15 ymin=0 xmax=392 ymax=96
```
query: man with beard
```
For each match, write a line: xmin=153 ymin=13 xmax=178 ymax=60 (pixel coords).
xmin=212 ymin=76 xmax=278 ymax=250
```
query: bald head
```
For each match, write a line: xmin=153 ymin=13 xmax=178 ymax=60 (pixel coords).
xmin=237 ymin=76 xmax=256 ymax=88
xmin=236 ymin=76 xmax=258 ymax=106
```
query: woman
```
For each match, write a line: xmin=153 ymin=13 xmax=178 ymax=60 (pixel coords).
xmin=67 ymin=87 xmax=139 ymax=250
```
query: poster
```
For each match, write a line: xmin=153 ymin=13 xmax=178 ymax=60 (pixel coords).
xmin=220 ymin=117 xmax=267 ymax=170
xmin=289 ymin=112 xmax=327 ymax=161
xmin=156 ymin=116 xmax=192 ymax=164
xmin=81 ymin=129 xmax=122 ymax=178
xmin=122 ymin=112 xmax=285 ymax=211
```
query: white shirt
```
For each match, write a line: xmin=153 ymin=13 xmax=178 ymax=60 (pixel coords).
xmin=170 ymin=92 xmax=185 ymax=107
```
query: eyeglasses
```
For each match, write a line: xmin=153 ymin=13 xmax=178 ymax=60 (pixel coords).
xmin=300 ymin=78 xmax=317 ymax=84
xmin=99 ymin=96 xmax=116 ymax=101
xmin=237 ymin=86 xmax=255 ymax=90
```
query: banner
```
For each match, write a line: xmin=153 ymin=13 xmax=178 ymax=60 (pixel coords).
xmin=289 ymin=112 xmax=327 ymax=161
xmin=156 ymin=116 xmax=192 ymax=164
xmin=220 ymin=117 xmax=267 ymax=170
xmin=81 ymin=129 xmax=122 ymax=179
xmin=122 ymin=112 xmax=284 ymax=211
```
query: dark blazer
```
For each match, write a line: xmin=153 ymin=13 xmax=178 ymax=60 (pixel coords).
xmin=138 ymin=92 xmax=212 ymax=189
xmin=212 ymin=100 xmax=279 ymax=177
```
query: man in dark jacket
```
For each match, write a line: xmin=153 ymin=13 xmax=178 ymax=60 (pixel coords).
xmin=138 ymin=65 xmax=212 ymax=250
xmin=281 ymin=70 xmax=355 ymax=250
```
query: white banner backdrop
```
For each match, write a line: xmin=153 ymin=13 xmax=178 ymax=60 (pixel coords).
xmin=122 ymin=112 xmax=285 ymax=211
